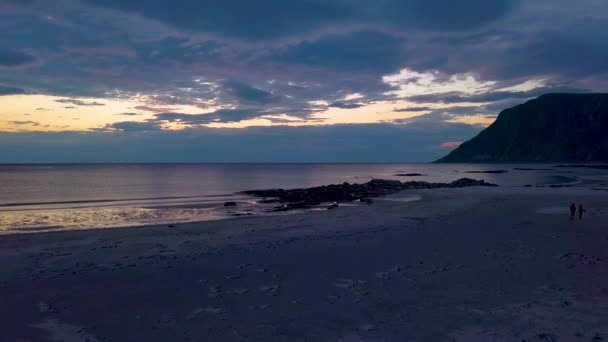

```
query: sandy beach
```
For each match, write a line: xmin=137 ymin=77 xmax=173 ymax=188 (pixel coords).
xmin=1 ymin=186 xmax=607 ymax=341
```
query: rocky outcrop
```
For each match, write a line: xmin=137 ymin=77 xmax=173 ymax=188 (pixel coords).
xmin=243 ymin=178 xmax=496 ymax=212
xmin=436 ymin=93 xmax=608 ymax=163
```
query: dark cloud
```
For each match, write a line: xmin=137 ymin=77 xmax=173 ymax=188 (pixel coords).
xmin=114 ymin=112 xmax=140 ymax=116
xmin=105 ymin=121 xmax=162 ymax=132
xmin=0 ymin=85 xmax=27 ymax=95
xmin=407 ymin=86 xmax=592 ymax=104
xmin=156 ymin=108 xmax=263 ymax=124
xmin=83 ymin=0 xmax=516 ymax=40
xmin=271 ymin=31 xmax=406 ymax=74
xmin=222 ymin=81 xmax=280 ymax=105
xmin=55 ymin=99 xmax=106 ymax=106
xmin=7 ymin=120 xmax=40 ymax=126
xmin=329 ymin=102 xmax=365 ymax=109
xmin=0 ymin=49 xmax=36 ymax=67
xmin=395 ymin=106 xmax=433 ymax=112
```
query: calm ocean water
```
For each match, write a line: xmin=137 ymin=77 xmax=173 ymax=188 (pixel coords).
xmin=0 ymin=163 xmax=603 ymax=234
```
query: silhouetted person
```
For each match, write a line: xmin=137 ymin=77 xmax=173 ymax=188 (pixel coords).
xmin=578 ymin=204 xmax=585 ymax=220
xmin=570 ymin=203 xmax=576 ymax=220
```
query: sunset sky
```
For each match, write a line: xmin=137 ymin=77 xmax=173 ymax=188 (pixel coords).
xmin=1 ymin=0 xmax=606 ymax=162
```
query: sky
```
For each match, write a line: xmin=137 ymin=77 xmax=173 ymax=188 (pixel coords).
xmin=0 ymin=0 xmax=606 ymax=162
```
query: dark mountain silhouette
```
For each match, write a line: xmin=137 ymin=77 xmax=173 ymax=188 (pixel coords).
xmin=435 ymin=93 xmax=608 ymax=163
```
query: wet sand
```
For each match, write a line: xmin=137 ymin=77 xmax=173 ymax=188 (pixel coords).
xmin=1 ymin=187 xmax=607 ymax=341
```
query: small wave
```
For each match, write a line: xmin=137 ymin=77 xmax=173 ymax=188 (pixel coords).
xmin=0 ymin=194 xmax=239 ymax=208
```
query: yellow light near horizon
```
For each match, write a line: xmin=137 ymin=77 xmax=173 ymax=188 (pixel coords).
xmin=0 ymin=93 xmax=498 ymax=132
xmin=0 ymin=94 xmax=218 ymax=132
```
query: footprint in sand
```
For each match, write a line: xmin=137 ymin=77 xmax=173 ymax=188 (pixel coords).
xmin=358 ymin=323 xmax=377 ymax=332
xmin=38 ymin=302 xmax=57 ymax=314
xmin=375 ymin=265 xmax=403 ymax=280
xmin=260 ymin=285 xmax=280 ymax=297
xmin=227 ymin=288 xmax=249 ymax=296
xmin=335 ymin=279 xmax=369 ymax=298
xmin=189 ymin=306 xmax=224 ymax=319
xmin=208 ymin=285 xmax=222 ymax=297
xmin=249 ymin=304 xmax=271 ymax=310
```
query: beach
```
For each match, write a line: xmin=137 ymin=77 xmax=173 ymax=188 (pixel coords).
xmin=1 ymin=186 xmax=607 ymax=341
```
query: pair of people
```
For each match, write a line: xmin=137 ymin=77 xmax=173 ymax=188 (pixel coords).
xmin=569 ymin=203 xmax=585 ymax=220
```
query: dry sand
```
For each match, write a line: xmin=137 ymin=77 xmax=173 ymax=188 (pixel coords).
xmin=1 ymin=186 xmax=607 ymax=341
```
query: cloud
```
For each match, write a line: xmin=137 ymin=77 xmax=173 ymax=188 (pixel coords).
xmin=82 ymin=0 xmax=516 ymax=40
xmin=395 ymin=106 xmax=433 ymax=112
xmin=329 ymin=101 xmax=365 ymax=109
xmin=7 ymin=120 xmax=40 ymax=126
xmin=114 ymin=112 xmax=140 ymax=116
xmin=55 ymin=99 xmax=106 ymax=106
xmin=104 ymin=121 xmax=162 ymax=132
xmin=155 ymin=108 xmax=263 ymax=124
xmin=407 ymin=86 xmax=591 ymax=104
xmin=222 ymin=81 xmax=280 ymax=105
xmin=0 ymin=85 xmax=27 ymax=95
xmin=0 ymin=49 xmax=36 ymax=68
xmin=272 ymin=31 xmax=407 ymax=74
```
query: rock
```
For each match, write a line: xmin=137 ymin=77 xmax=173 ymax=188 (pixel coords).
xmin=394 ymin=173 xmax=424 ymax=176
xmin=244 ymin=178 xmax=496 ymax=212
xmin=555 ymin=164 xmax=608 ymax=169
xmin=224 ymin=202 xmax=237 ymax=207
xmin=327 ymin=203 xmax=339 ymax=210
xmin=464 ymin=170 xmax=508 ymax=174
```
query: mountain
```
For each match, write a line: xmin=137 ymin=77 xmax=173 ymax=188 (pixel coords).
xmin=435 ymin=93 xmax=608 ymax=163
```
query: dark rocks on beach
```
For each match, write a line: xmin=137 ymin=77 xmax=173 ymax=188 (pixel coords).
xmin=514 ymin=168 xmax=554 ymax=171
xmin=464 ymin=170 xmax=509 ymax=174
xmin=555 ymin=164 xmax=608 ymax=170
xmin=243 ymin=178 xmax=497 ymax=212
xmin=327 ymin=203 xmax=339 ymax=210
xmin=394 ymin=173 xmax=425 ymax=177
xmin=224 ymin=202 xmax=237 ymax=207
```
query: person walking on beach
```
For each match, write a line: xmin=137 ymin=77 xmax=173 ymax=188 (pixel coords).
xmin=578 ymin=204 xmax=585 ymax=220
xmin=570 ymin=203 xmax=577 ymax=220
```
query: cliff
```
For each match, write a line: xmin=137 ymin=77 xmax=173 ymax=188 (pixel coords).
xmin=435 ymin=93 xmax=608 ymax=163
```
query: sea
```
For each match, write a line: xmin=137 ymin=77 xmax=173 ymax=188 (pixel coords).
xmin=0 ymin=163 xmax=606 ymax=234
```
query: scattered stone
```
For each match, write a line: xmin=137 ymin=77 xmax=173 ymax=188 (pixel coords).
xmin=224 ymin=202 xmax=237 ymax=207
xmin=327 ymin=203 xmax=339 ymax=210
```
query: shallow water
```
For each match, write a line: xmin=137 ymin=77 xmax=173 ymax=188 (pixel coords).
xmin=0 ymin=163 xmax=604 ymax=233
